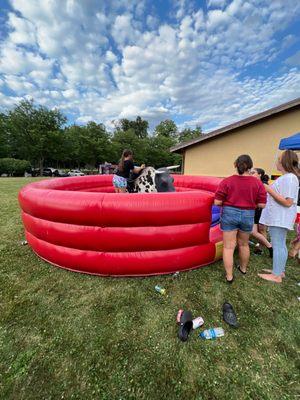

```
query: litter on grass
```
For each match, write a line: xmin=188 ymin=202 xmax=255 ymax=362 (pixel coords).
xmin=200 ymin=327 xmax=224 ymax=340
xmin=192 ymin=317 xmax=204 ymax=329
xmin=154 ymin=285 xmax=166 ymax=295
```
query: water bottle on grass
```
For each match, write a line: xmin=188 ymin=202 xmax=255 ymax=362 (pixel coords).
xmin=199 ymin=327 xmax=224 ymax=339
xmin=155 ymin=285 xmax=166 ymax=295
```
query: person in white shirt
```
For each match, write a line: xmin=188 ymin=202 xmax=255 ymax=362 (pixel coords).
xmin=258 ymin=150 xmax=299 ymax=283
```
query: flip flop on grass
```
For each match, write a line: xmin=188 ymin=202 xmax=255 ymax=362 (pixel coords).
xmin=222 ymin=302 xmax=238 ymax=328
xmin=177 ymin=310 xmax=193 ymax=342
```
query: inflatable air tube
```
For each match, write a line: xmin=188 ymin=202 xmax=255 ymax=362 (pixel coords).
xmin=19 ymin=175 xmax=223 ymax=276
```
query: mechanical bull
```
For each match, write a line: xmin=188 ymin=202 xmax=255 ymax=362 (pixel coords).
xmin=128 ymin=166 xmax=179 ymax=193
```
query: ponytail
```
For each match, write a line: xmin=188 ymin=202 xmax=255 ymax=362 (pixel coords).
xmin=254 ymin=168 xmax=269 ymax=184
xmin=281 ymin=150 xmax=300 ymax=177
xmin=118 ymin=149 xmax=133 ymax=172
xmin=234 ymin=154 xmax=253 ymax=175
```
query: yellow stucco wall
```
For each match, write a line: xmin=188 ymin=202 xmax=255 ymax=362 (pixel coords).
xmin=183 ymin=108 xmax=300 ymax=177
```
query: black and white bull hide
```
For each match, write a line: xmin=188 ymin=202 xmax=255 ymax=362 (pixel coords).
xmin=129 ymin=166 xmax=178 ymax=193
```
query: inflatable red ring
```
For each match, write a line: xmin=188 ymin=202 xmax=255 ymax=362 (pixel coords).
xmin=18 ymin=175 xmax=223 ymax=276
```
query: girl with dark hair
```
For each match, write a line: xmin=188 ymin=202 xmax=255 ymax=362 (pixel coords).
xmin=250 ymin=168 xmax=273 ymax=257
xmin=113 ymin=149 xmax=145 ymax=193
xmin=258 ymin=150 xmax=299 ymax=283
xmin=215 ymin=155 xmax=267 ymax=283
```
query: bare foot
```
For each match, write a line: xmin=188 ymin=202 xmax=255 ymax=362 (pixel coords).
xmin=258 ymin=273 xmax=282 ymax=283
xmin=289 ymin=249 xmax=298 ymax=258
xmin=261 ymin=269 xmax=285 ymax=278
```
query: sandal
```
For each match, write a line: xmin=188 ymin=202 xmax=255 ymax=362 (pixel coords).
xmin=222 ymin=302 xmax=238 ymax=328
xmin=237 ymin=265 xmax=247 ymax=275
xmin=226 ymin=277 xmax=234 ymax=284
xmin=178 ymin=321 xmax=193 ymax=341
xmin=177 ymin=310 xmax=193 ymax=342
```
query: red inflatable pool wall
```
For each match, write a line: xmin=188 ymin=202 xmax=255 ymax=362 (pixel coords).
xmin=19 ymin=175 xmax=223 ymax=276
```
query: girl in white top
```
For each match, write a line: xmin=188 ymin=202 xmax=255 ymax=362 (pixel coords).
xmin=258 ymin=150 xmax=299 ymax=283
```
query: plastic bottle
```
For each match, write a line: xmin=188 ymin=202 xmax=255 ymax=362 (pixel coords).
xmin=199 ymin=327 xmax=224 ymax=339
xmin=155 ymin=285 xmax=166 ymax=295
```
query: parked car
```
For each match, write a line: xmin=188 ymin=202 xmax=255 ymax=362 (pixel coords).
xmin=31 ymin=168 xmax=40 ymax=177
xmin=68 ymin=169 xmax=84 ymax=176
xmin=53 ymin=169 xmax=69 ymax=177
xmin=43 ymin=168 xmax=58 ymax=177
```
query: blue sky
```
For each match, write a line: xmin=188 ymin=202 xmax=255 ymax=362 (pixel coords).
xmin=0 ymin=0 xmax=299 ymax=131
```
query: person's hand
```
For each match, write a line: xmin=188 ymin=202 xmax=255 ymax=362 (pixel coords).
xmin=141 ymin=164 xmax=145 ymax=169
xmin=264 ymin=184 xmax=271 ymax=193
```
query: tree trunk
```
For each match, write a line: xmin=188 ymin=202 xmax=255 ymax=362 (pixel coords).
xmin=39 ymin=157 xmax=44 ymax=176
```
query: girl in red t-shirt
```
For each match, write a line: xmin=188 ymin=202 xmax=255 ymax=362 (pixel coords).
xmin=214 ymin=155 xmax=267 ymax=283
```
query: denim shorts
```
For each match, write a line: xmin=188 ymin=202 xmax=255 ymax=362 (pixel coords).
xmin=220 ymin=206 xmax=255 ymax=233
xmin=112 ymin=175 xmax=127 ymax=189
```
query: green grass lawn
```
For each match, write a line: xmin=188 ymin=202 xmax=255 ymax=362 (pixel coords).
xmin=0 ymin=178 xmax=299 ymax=400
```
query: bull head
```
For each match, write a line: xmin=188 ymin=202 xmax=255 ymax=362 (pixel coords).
xmin=131 ymin=165 xmax=179 ymax=193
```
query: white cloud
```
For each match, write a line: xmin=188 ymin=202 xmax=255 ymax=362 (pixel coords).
xmin=0 ymin=44 xmax=53 ymax=75
xmin=286 ymin=50 xmax=300 ymax=67
xmin=207 ymin=9 xmax=230 ymax=29
xmin=76 ymin=115 xmax=93 ymax=124
xmin=111 ymin=14 xmax=139 ymax=46
xmin=8 ymin=12 xmax=36 ymax=45
xmin=207 ymin=0 xmax=227 ymax=8
xmin=0 ymin=0 xmax=299 ymax=132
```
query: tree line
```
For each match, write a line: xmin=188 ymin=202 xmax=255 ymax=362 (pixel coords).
xmin=0 ymin=99 xmax=203 ymax=175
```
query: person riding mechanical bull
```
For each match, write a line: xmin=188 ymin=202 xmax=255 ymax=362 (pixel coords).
xmin=112 ymin=149 xmax=179 ymax=193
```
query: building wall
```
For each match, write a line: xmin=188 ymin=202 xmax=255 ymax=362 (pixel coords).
xmin=183 ymin=108 xmax=300 ymax=177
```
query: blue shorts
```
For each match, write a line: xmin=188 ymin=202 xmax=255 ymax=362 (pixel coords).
xmin=220 ymin=206 xmax=255 ymax=233
xmin=113 ymin=175 xmax=127 ymax=189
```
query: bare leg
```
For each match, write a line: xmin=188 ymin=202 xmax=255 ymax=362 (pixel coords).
xmin=289 ymin=241 xmax=300 ymax=258
xmin=259 ymin=224 xmax=268 ymax=240
xmin=237 ymin=231 xmax=251 ymax=273
xmin=252 ymin=224 xmax=272 ymax=248
xmin=223 ymin=231 xmax=237 ymax=281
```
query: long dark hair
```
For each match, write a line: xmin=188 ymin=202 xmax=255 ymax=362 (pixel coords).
xmin=281 ymin=150 xmax=300 ymax=176
xmin=254 ymin=168 xmax=269 ymax=184
xmin=234 ymin=154 xmax=253 ymax=175
xmin=118 ymin=149 xmax=133 ymax=172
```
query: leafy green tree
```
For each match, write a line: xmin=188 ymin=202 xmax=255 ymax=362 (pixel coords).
xmin=145 ymin=135 xmax=181 ymax=168
xmin=0 ymin=113 xmax=10 ymax=158
xmin=7 ymin=100 xmax=66 ymax=174
xmin=111 ymin=128 xmax=148 ymax=165
xmin=63 ymin=122 xmax=112 ymax=168
xmin=0 ymin=158 xmax=31 ymax=176
xmin=85 ymin=122 xmax=112 ymax=166
xmin=178 ymin=126 xmax=202 ymax=143
xmin=61 ymin=125 xmax=82 ymax=168
xmin=154 ymin=120 xmax=178 ymax=139
xmin=116 ymin=116 xmax=149 ymax=139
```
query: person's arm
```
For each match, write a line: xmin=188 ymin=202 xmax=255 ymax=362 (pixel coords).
xmin=214 ymin=180 xmax=227 ymax=206
xmin=133 ymin=164 xmax=145 ymax=174
xmin=214 ymin=199 xmax=223 ymax=206
xmin=257 ymin=203 xmax=266 ymax=209
xmin=264 ymin=185 xmax=294 ymax=207
xmin=256 ymin=181 xmax=267 ymax=209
